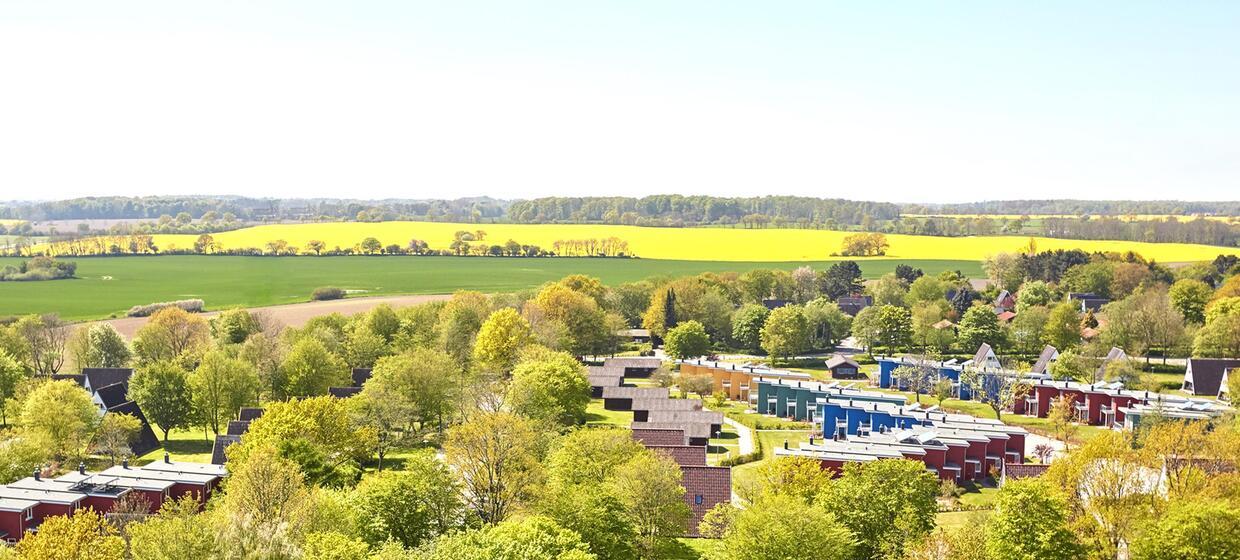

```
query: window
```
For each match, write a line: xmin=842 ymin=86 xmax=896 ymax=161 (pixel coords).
xmin=25 ymin=508 xmax=32 ymax=521
xmin=694 ymin=495 xmax=703 ymax=505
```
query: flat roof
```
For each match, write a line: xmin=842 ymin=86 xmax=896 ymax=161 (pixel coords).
xmin=9 ymin=477 xmax=129 ymax=498
xmin=140 ymin=460 xmax=227 ymax=478
xmin=0 ymin=486 xmax=85 ymax=505
xmin=0 ymin=497 xmax=38 ymax=512
xmin=100 ymin=466 xmax=214 ymax=485
xmin=56 ymin=472 xmax=175 ymax=492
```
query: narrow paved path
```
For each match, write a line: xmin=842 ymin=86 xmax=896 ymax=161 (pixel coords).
xmin=723 ymin=416 xmax=754 ymax=456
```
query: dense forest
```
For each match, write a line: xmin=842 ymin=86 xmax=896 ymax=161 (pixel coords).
xmin=904 ymin=199 xmax=1240 ymax=216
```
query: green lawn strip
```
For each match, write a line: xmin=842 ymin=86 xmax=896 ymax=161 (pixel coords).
xmin=0 ymin=255 xmax=981 ymax=320
xmin=134 ymin=428 xmax=215 ymax=464
xmin=586 ymin=399 xmax=633 ymax=427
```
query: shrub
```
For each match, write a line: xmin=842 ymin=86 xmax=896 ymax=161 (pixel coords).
xmin=126 ymin=299 xmax=204 ymax=317
xmin=311 ymin=287 xmax=345 ymax=301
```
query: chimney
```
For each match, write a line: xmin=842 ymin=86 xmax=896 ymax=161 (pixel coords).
xmin=809 ymin=436 xmax=815 ymax=445
xmin=164 ymin=452 xmax=171 ymax=464
xmin=33 ymin=467 xmax=40 ymax=481
xmin=122 ymin=457 xmax=129 ymax=469
xmin=79 ymin=462 xmax=86 ymax=475
xmin=783 ymin=439 xmax=789 ymax=449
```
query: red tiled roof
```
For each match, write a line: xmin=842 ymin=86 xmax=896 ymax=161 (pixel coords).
xmin=681 ymin=466 xmax=731 ymax=537
xmin=631 ymin=428 xmax=685 ymax=447
xmin=1003 ymin=462 xmax=1049 ymax=482
xmin=646 ymin=445 xmax=707 ymax=467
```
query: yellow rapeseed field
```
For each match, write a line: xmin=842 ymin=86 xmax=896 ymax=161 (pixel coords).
xmin=141 ymin=221 xmax=1240 ymax=262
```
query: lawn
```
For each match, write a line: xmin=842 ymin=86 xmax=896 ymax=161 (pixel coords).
xmin=40 ymin=220 xmax=1240 ymax=262
xmin=0 ymin=255 xmax=979 ymax=320
xmin=586 ymin=399 xmax=632 ymax=427
xmin=134 ymin=428 xmax=215 ymax=464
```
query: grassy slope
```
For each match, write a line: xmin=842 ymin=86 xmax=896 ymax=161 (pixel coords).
xmin=0 ymin=255 xmax=980 ymax=320
xmin=52 ymin=220 xmax=1240 ymax=262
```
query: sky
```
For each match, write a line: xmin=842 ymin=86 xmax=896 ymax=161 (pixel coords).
xmin=1 ymin=1 xmax=1238 ymax=203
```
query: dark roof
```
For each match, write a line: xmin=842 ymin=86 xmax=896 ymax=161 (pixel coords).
xmin=603 ymin=357 xmax=663 ymax=370
xmin=630 ymin=398 xmax=703 ymax=412
xmin=601 ymin=386 xmax=670 ymax=400
xmin=761 ymin=299 xmax=789 ymax=310
xmin=238 ymin=407 xmax=265 ymax=421
xmin=95 ymin=381 xmax=130 ymax=410
xmin=825 ymin=354 xmax=860 ymax=370
xmin=1031 ymin=346 xmax=1058 ymax=374
xmin=105 ymin=401 xmax=161 ymax=457
xmin=82 ymin=368 xmax=133 ymax=391
xmin=587 ymin=374 xmax=624 ymax=389
xmin=972 ymin=343 xmax=994 ymax=366
xmin=1096 ymin=347 xmax=1127 ymax=379
xmin=351 ymin=368 xmax=373 ymax=387
xmin=1185 ymin=358 xmax=1240 ymax=396
xmin=646 ymin=410 xmax=725 ymax=427
xmin=329 ymin=386 xmax=362 ymax=398
xmin=211 ymin=435 xmax=242 ymax=465
xmin=837 ymin=295 xmax=872 ymax=316
xmin=226 ymin=420 xmax=251 ymax=436
xmin=51 ymin=373 xmax=86 ymax=387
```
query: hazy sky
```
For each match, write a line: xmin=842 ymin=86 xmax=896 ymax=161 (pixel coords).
xmin=2 ymin=1 xmax=1238 ymax=203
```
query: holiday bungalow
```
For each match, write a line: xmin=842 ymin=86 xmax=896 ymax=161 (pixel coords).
xmin=56 ymin=471 xmax=174 ymax=512
xmin=631 ymin=427 xmax=686 ymax=447
xmin=7 ymin=471 xmax=130 ymax=515
xmin=630 ymin=398 xmax=702 ymax=422
xmin=600 ymin=386 xmax=670 ymax=411
xmin=602 ymin=357 xmax=662 ymax=377
xmin=825 ymin=354 xmax=863 ymax=379
xmin=630 ymin=421 xmax=712 ymax=446
xmin=1182 ymin=358 xmax=1240 ymax=398
xmin=644 ymin=411 xmax=724 ymax=437
xmin=0 ymin=487 xmax=83 ymax=529
xmin=0 ymin=498 xmax=37 ymax=543
xmin=754 ymin=377 xmax=907 ymax=423
xmin=678 ymin=359 xmax=814 ymax=402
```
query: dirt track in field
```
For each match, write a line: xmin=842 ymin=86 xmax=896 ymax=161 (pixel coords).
xmin=89 ymin=294 xmax=452 ymax=338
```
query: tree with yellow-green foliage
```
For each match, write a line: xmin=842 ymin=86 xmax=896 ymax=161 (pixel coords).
xmin=526 ymin=283 xmax=609 ymax=356
xmin=444 ymin=411 xmax=543 ymax=525
xmin=280 ymin=337 xmax=349 ymax=397
xmin=14 ymin=509 xmax=125 ymax=560
xmin=986 ymin=478 xmax=1082 ymax=560
xmin=473 ymin=308 xmax=533 ymax=373
xmin=19 ymin=379 xmax=98 ymax=461
xmin=131 ymin=306 xmax=210 ymax=366
xmin=506 ymin=348 xmax=590 ymax=427
xmin=127 ymin=497 xmax=217 ymax=560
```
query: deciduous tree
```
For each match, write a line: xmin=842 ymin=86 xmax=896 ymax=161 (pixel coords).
xmin=128 ymin=361 xmax=194 ymax=443
xmin=20 ymin=379 xmax=99 ymax=460
xmin=189 ymin=350 xmax=260 ymax=436
xmin=663 ymin=320 xmax=711 ymax=359
xmin=986 ymin=478 xmax=1083 ymax=560
xmin=472 ymin=308 xmax=534 ymax=372
xmin=444 ymin=411 xmax=543 ymax=524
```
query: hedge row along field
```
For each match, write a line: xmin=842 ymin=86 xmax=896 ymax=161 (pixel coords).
xmin=62 ymin=221 xmax=1240 ymax=262
xmin=0 ymin=256 xmax=982 ymax=320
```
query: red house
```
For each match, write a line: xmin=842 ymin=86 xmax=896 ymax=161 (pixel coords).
xmin=0 ymin=487 xmax=83 ymax=527
xmin=0 ymin=498 xmax=37 ymax=543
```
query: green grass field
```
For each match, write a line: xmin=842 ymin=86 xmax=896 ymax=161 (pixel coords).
xmin=0 ymin=255 xmax=981 ymax=320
